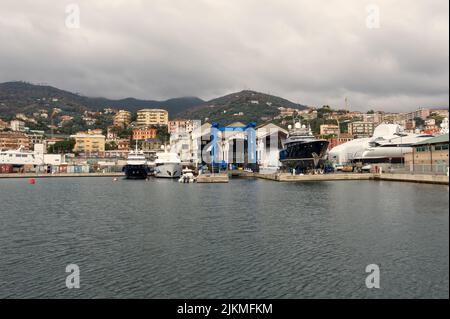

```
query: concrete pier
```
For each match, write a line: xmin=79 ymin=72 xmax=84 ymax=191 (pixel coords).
xmin=255 ymin=173 xmax=375 ymax=182
xmin=254 ymin=172 xmax=449 ymax=185
xmin=376 ymin=173 xmax=449 ymax=185
xmin=196 ymin=174 xmax=229 ymax=183
xmin=0 ymin=172 xmax=125 ymax=179
xmin=0 ymin=171 xmax=447 ymax=185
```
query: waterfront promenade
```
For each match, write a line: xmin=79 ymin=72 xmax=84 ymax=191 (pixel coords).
xmin=0 ymin=172 xmax=124 ymax=179
xmin=253 ymin=172 xmax=449 ymax=185
xmin=0 ymin=171 xmax=448 ymax=185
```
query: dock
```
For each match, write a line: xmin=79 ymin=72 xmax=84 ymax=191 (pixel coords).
xmin=375 ymin=173 xmax=449 ymax=185
xmin=254 ymin=172 xmax=375 ymax=182
xmin=0 ymin=171 xmax=447 ymax=185
xmin=0 ymin=172 xmax=125 ymax=179
xmin=254 ymin=172 xmax=448 ymax=185
xmin=196 ymin=174 xmax=229 ymax=183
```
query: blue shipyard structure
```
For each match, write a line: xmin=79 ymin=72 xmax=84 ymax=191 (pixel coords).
xmin=210 ymin=122 xmax=257 ymax=172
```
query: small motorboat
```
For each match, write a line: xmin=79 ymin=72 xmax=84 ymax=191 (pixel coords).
xmin=178 ymin=168 xmax=196 ymax=183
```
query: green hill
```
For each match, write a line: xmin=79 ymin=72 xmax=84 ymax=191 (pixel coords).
xmin=178 ymin=90 xmax=307 ymax=126
xmin=0 ymin=81 xmax=204 ymax=117
xmin=0 ymin=83 xmax=309 ymax=128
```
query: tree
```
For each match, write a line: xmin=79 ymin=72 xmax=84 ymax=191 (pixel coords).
xmin=58 ymin=116 xmax=88 ymax=135
xmin=117 ymin=127 xmax=132 ymax=139
xmin=105 ymin=141 xmax=118 ymax=151
xmin=48 ymin=139 xmax=76 ymax=154
xmin=414 ymin=117 xmax=425 ymax=128
xmin=317 ymin=105 xmax=333 ymax=119
xmin=428 ymin=114 xmax=445 ymax=127
xmin=156 ymin=126 xmax=170 ymax=144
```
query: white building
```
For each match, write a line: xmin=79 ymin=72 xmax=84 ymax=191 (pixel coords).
xmin=10 ymin=120 xmax=26 ymax=132
xmin=257 ymin=123 xmax=288 ymax=171
xmin=170 ymin=122 xmax=212 ymax=165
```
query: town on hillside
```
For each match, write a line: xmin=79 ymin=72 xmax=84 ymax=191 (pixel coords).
xmin=0 ymin=101 xmax=448 ymax=175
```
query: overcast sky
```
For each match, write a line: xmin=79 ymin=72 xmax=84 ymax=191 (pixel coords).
xmin=0 ymin=0 xmax=448 ymax=111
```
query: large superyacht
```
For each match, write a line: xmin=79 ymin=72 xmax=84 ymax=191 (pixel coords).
xmin=279 ymin=121 xmax=329 ymax=172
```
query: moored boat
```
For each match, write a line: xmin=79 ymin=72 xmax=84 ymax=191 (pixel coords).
xmin=279 ymin=121 xmax=329 ymax=172
xmin=154 ymin=151 xmax=182 ymax=178
xmin=178 ymin=167 xmax=196 ymax=183
xmin=123 ymin=145 xmax=149 ymax=179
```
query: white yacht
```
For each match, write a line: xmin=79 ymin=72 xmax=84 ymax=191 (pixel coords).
xmin=154 ymin=151 xmax=182 ymax=178
xmin=329 ymin=124 xmax=434 ymax=164
xmin=0 ymin=146 xmax=44 ymax=166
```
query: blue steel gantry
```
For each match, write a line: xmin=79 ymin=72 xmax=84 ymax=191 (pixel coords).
xmin=211 ymin=122 xmax=257 ymax=171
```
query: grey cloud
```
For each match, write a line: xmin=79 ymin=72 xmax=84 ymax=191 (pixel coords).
xmin=0 ymin=0 xmax=448 ymax=112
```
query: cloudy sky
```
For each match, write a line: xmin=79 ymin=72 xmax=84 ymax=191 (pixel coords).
xmin=0 ymin=0 xmax=448 ymax=111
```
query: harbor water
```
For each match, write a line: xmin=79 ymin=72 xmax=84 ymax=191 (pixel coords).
xmin=0 ymin=177 xmax=448 ymax=298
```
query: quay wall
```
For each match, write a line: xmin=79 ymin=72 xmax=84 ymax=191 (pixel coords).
xmin=197 ymin=174 xmax=229 ymax=183
xmin=376 ymin=173 xmax=449 ymax=185
xmin=0 ymin=172 xmax=124 ymax=179
xmin=254 ymin=172 xmax=448 ymax=185
xmin=1 ymin=172 xmax=447 ymax=185
xmin=254 ymin=173 xmax=374 ymax=182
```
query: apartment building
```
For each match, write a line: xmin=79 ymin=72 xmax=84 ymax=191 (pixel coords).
xmin=10 ymin=120 xmax=26 ymax=132
xmin=70 ymin=131 xmax=106 ymax=154
xmin=320 ymin=124 xmax=340 ymax=136
xmin=136 ymin=109 xmax=169 ymax=127
xmin=347 ymin=121 xmax=376 ymax=138
xmin=132 ymin=127 xmax=157 ymax=141
xmin=405 ymin=108 xmax=431 ymax=121
xmin=0 ymin=131 xmax=31 ymax=150
xmin=113 ymin=110 xmax=132 ymax=128
xmin=362 ymin=112 xmax=384 ymax=124
xmin=169 ymin=120 xmax=200 ymax=134
xmin=27 ymin=131 xmax=45 ymax=148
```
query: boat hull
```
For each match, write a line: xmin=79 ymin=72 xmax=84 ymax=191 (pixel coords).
xmin=123 ymin=165 xmax=149 ymax=179
xmin=280 ymin=140 xmax=329 ymax=170
xmin=154 ymin=163 xmax=182 ymax=178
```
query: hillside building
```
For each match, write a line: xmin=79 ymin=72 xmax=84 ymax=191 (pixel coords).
xmin=347 ymin=121 xmax=376 ymax=138
xmin=137 ymin=109 xmax=169 ymax=127
xmin=10 ymin=120 xmax=26 ymax=132
xmin=132 ymin=127 xmax=157 ymax=141
xmin=0 ymin=131 xmax=31 ymax=150
xmin=70 ymin=131 xmax=106 ymax=155
xmin=320 ymin=124 xmax=340 ymax=136
xmin=113 ymin=110 xmax=132 ymax=128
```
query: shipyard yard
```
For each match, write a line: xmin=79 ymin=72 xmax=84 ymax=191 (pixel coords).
xmin=0 ymin=177 xmax=448 ymax=299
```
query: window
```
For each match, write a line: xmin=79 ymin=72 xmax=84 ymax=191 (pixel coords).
xmin=416 ymin=146 xmax=429 ymax=152
xmin=435 ymin=144 xmax=449 ymax=151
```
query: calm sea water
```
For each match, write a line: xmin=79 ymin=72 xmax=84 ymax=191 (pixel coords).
xmin=0 ymin=177 xmax=448 ymax=299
